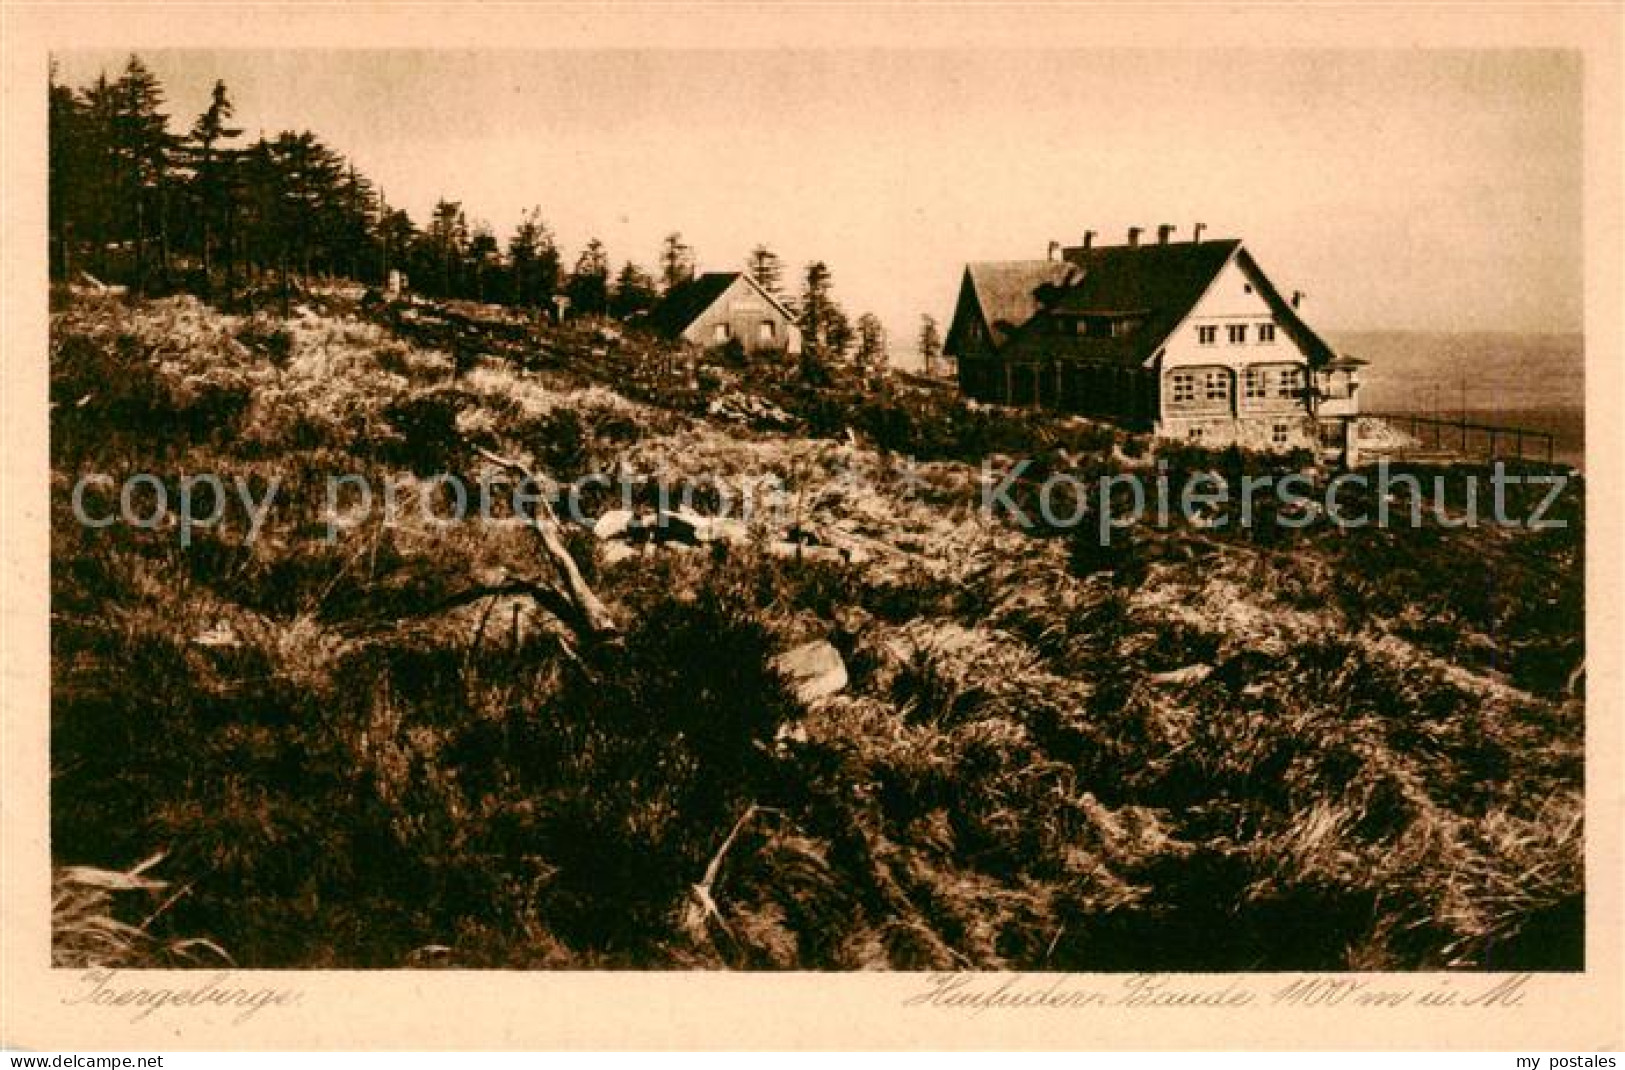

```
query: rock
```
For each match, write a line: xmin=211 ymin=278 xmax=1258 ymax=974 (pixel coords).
xmin=593 ymin=509 xmax=635 ymax=540
xmin=774 ymin=526 xmax=871 ymax=565
xmin=694 ymin=514 xmax=750 ymax=545
xmin=771 ymin=640 xmax=848 ymax=704
xmin=706 ymin=391 xmax=795 ymax=430
xmin=192 ymin=621 xmax=240 ymax=649
xmin=653 ymin=508 xmax=750 ymax=546
xmin=1148 ymin=663 xmax=1213 ymax=687
xmin=768 ymin=541 xmax=846 ymax=564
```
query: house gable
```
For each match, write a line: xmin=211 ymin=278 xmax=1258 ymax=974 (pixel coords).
xmin=1160 ymin=253 xmax=1307 ymax=368
xmin=1151 ymin=248 xmax=1334 ymax=364
xmin=945 ymin=261 xmax=1075 ymax=358
xmin=944 ymin=270 xmax=987 ymax=358
xmin=653 ymin=272 xmax=800 ymax=353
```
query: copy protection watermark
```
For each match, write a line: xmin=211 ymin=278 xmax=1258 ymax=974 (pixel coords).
xmin=65 ymin=457 xmax=1571 ymax=547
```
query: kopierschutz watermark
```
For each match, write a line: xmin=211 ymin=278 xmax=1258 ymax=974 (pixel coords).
xmin=978 ymin=458 xmax=1571 ymax=544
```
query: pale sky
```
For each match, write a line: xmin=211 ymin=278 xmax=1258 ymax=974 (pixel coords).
xmin=55 ymin=49 xmax=1583 ymax=349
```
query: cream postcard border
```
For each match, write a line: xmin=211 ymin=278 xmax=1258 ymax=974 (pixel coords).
xmin=2 ymin=2 xmax=1621 ymax=1051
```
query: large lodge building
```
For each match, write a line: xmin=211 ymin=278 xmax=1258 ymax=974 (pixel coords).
xmin=944 ymin=226 xmax=1363 ymax=453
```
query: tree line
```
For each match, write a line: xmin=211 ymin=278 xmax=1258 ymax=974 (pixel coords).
xmin=49 ymin=54 xmax=925 ymax=366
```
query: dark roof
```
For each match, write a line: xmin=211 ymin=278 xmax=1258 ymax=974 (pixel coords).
xmin=646 ymin=273 xmax=743 ymax=338
xmin=997 ymin=239 xmax=1337 ymax=368
xmin=1019 ymin=239 xmax=1241 ymax=365
xmin=963 ymin=261 xmax=1080 ymax=344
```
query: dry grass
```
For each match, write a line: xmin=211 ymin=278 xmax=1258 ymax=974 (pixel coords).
xmin=49 ymin=289 xmax=1584 ymax=970
xmin=53 ymin=854 xmax=232 ymax=968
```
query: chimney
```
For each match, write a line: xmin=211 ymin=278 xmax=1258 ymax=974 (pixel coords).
xmin=1157 ymin=224 xmax=1176 ymax=245
xmin=1081 ymin=230 xmax=1096 ymax=251
xmin=1193 ymin=222 xmax=1206 ymax=244
xmin=1127 ymin=226 xmax=1143 ymax=247
xmin=1047 ymin=240 xmax=1061 ymax=262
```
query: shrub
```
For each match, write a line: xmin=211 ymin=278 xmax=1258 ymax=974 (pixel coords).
xmin=235 ymin=318 xmax=294 ymax=367
xmin=381 ymin=390 xmax=473 ymax=475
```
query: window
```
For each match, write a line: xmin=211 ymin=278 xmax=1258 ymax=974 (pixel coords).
xmin=1257 ymin=323 xmax=1277 ymax=344
xmin=1171 ymin=372 xmax=1196 ymax=404
xmin=1197 ymin=325 xmax=1218 ymax=345
xmin=1228 ymin=324 xmax=1248 ymax=344
xmin=1271 ymin=421 xmax=1291 ymax=447
xmin=1276 ymin=366 xmax=1302 ymax=400
xmin=759 ymin=319 xmax=776 ymax=342
xmin=1204 ymin=370 xmax=1230 ymax=402
xmin=714 ymin=323 xmax=731 ymax=343
xmin=1187 ymin=427 xmax=1205 ymax=442
xmin=1243 ymin=367 xmax=1268 ymax=400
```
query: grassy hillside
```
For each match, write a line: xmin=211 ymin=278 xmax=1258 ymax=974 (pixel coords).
xmin=50 ymin=288 xmax=1584 ymax=970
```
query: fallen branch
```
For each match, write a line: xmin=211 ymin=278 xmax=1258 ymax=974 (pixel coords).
xmin=683 ymin=803 xmax=775 ymax=954
xmin=336 ymin=576 xmax=586 ymax=667
xmin=473 ymin=444 xmax=619 ymax=638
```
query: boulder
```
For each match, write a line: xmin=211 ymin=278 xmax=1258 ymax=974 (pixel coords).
xmin=593 ymin=509 xmax=635 ymax=540
xmin=1148 ymin=663 xmax=1213 ymax=687
xmin=771 ymin=640 xmax=848 ymax=704
xmin=697 ymin=515 xmax=751 ymax=545
xmin=654 ymin=508 xmax=750 ymax=546
xmin=768 ymin=541 xmax=846 ymax=564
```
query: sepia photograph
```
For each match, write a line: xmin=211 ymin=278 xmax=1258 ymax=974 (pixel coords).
xmin=38 ymin=43 xmax=1591 ymax=977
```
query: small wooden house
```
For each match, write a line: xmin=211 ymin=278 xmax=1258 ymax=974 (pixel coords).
xmin=648 ymin=272 xmax=802 ymax=356
xmin=945 ymin=229 xmax=1353 ymax=451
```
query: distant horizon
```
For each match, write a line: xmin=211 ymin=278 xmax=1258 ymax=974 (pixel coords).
xmin=1330 ymin=327 xmax=1586 ymax=337
xmin=52 ymin=48 xmax=1584 ymax=351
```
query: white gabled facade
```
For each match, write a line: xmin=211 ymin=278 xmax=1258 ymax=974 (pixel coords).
xmin=1151 ymin=250 xmax=1317 ymax=451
